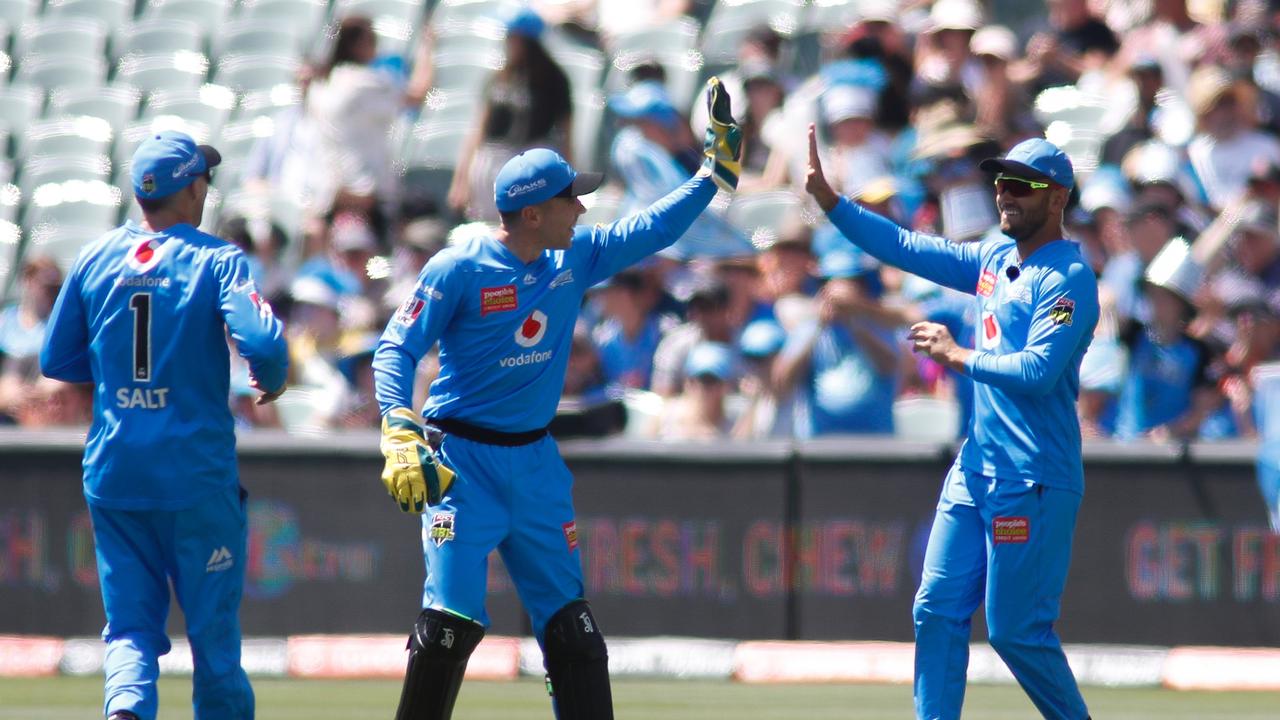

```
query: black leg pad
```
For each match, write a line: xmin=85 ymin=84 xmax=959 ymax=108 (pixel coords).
xmin=543 ymin=600 xmax=613 ymax=720
xmin=394 ymin=608 xmax=485 ymax=720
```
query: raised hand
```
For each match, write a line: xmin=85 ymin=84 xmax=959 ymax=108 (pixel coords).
xmin=805 ymin=124 xmax=839 ymax=212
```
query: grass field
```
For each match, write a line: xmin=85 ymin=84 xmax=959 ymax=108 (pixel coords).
xmin=1 ymin=677 xmax=1276 ymax=719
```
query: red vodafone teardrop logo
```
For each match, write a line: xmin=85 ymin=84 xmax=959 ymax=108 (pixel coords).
xmin=515 ymin=310 xmax=548 ymax=348
xmin=126 ymin=238 xmax=166 ymax=272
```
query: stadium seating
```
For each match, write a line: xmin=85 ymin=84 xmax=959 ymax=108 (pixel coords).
xmin=236 ymin=0 xmax=331 ymax=41
xmin=214 ymin=53 xmax=300 ymax=93
xmin=0 ymin=0 xmax=36 ymax=29
xmin=213 ymin=20 xmax=307 ymax=60
xmin=111 ymin=18 xmax=205 ymax=61
xmin=0 ymin=84 xmax=44 ymax=139
xmin=116 ymin=52 xmax=210 ymax=94
xmin=21 ymin=117 xmax=114 ymax=160
xmin=142 ymin=0 xmax=231 ymax=26
xmin=142 ymin=86 xmax=237 ymax=137
xmin=43 ymin=0 xmax=132 ymax=26
xmin=14 ymin=17 xmax=108 ymax=62
xmin=16 ymin=55 xmax=107 ymax=89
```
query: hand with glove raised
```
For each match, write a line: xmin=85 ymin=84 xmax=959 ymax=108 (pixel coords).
xmin=699 ymin=76 xmax=743 ymax=192
xmin=380 ymin=407 xmax=455 ymax=513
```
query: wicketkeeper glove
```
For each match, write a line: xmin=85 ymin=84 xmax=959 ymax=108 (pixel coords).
xmin=699 ymin=76 xmax=743 ymax=193
xmin=380 ymin=407 xmax=455 ymax=513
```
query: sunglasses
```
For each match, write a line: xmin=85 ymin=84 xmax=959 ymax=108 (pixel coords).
xmin=993 ymin=174 xmax=1049 ymax=197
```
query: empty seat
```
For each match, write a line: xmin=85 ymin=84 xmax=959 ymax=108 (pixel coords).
xmin=26 ymin=221 xmax=118 ymax=271
xmin=401 ymin=120 xmax=469 ymax=169
xmin=116 ymin=51 xmax=209 ymax=93
xmin=700 ymin=0 xmax=802 ymax=68
xmin=214 ymin=53 xmax=299 ymax=93
xmin=16 ymin=55 xmax=107 ymax=89
xmin=212 ymin=19 xmax=306 ymax=60
xmin=43 ymin=0 xmax=134 ymax=27
xmin=726 ymin=190 xmax=803 ymax=240
xmin=235 ymin=0 xmax=329 ymax=39
xmin=551 ymin=48 xmax=605 ymax=98
xmin=21 ymin=117 xmax=114 ymax=159
xmin=608 ymin=17 xmax=700 ymax=57
xmin=0 ymin=0 xmax=36 ymax=29
xmin=111 ymin=18 xmax=203 ymax=61
xmin=234 ymin=85 xmax=303 ymax=123
xmin=430 ymin=0 xmax=495 ymax=25
xmin=115 ymin=117 xmax=213 ymax=169
xmin=143 ymin=85 xmax=237 ymax=135
xmin=21 ymin=155 xmax=112 ymax=189
xmin=14 ymin=17 xmax=108 ymax=62
xmin=142 ymin=0 xmax=229 ymax=26
xmin=430 ymin=50 xmax=500 ymax=92
xmin=48 ymin=85 xmax=142 ymax=130
xmin=0 ymin=84 xmax=43 ymax=137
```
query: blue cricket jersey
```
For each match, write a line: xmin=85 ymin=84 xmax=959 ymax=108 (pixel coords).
xmin=41 ymin=221 xmax=289 ymax=510
xmin=374 ymin=176 xmax=718 ymax=431
xmin=827 ymin=199 xmax=1099 ymax=493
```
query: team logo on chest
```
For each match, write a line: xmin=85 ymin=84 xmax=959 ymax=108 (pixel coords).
xmin=515 ymin=310 xmax=548 ymax=347
xmin=981 ymin=310 xmax=1002 ymax=349
xmin=976 ymin=269 xmax=997 ymax=297
xmin=127 ymin=238 xmax=167 ymax=273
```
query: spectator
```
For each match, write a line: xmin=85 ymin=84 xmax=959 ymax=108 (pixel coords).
xmin=1186 ymin=64 xmax=1280 ymax=211
xmin=591 ymin=268 xmax=665 ymax=390
xmin=1102 ymin=202 xmax=1180 ymax=325
xmin=384 ymin=216 xmax=449 ymax=316
xmin=774 ymin=249 xmax=899 ymax=436
xmin=1101 ymin=56 xmax=1164 ymax=166
xmin=609 ymin=81 xmax=753 ymax=258
xmin=969 ymin=25 xmax=1026 ymax=146
xmin=1014 ymin=0 xmax=1119 ymax=90
xmin=334 ymin=332 xmax=381 ymax=429
xmin=731 ymin=319 xmax=794 ymax=440
xmin=1116 ymin=239 xmax=1220 ymax=440
xmin=814 ymin=83 xmax=892 ymax=201
xmin=243 ymin=64 xmax=321 ymax=207
xmin=0 ymin=256 xmax=62 ymax=423
xmin=448 ymin=7 xmax=573 ymax=221
xmin=217 ymin=216 xmax=291 ymax=303
xmin=285 ymin=276 xmax=350 ymax=427
xmin=656 ymin=341 xmax=737 ymax=441
xmin=915 ymin=0 xmax=984 ymax=96
xmin=306 ymin=15 xmax=434 ymax=223
xmin=651 ymin=276 xmax=739 ymax=396
xmin=563 ymin=323 xmax=609 ymax=403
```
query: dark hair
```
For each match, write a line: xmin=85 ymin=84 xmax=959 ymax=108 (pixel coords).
xmin=217 ymin=216 xmax=255 ymax=253
xmin=745 ymin=25 xmax=783 ymax=58
xmin=322 ymin=15 xmax=375 ymax=78
xmin=498 ymin=209 xmax=524 ymax=228
xmin=135 ymin=194 xmax=177 ymax=214
xmin=495 ymin=35 xmax=571 ymax=141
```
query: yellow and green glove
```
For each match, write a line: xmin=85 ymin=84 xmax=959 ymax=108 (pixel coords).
xmin=699 ymin=76 xmax=743 ymax=192
xmin=380 ymin=407 xmax=455 ymax=513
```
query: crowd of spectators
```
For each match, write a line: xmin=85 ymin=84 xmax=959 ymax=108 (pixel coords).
xmin=6 ymin=0 xmax=1280 ymax=443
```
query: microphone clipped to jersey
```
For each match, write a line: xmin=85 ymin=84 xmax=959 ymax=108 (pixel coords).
xmin=1006 ymin=264 xmax=1021 ymax=281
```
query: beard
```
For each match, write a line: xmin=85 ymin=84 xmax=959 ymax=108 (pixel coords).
xmin=1000 ymin=199 xmax=1050 ymax=241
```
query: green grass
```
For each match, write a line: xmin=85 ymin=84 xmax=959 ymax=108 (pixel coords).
xmin=1 ymin=677 xmax=1275 ymax=719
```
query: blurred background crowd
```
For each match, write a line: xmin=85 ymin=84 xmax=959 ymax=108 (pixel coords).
xmin=3 ymin=0 xmax=1280 ymax=443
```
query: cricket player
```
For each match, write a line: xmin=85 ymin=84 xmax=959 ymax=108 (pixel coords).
xmin=805 ymin=127 xmax=1097 ymax=720
xmin=373 ymin=78 xmax=742 ymax=719
xmin=41 ymin=131 xmax=289 ymax=720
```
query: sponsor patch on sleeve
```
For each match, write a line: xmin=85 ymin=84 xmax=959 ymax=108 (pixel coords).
xmin=992 ymin=516 xmax=1029 ymax=544
xmin=394 ymin=296 xmax=426 ymax=326
xmin=563 ymin=520 xmax=579 ymax=551
xmin=1048 ymin=297 xmax=1075 ymax=326
xmin=480 ymin=285 xmax=518 ymax=316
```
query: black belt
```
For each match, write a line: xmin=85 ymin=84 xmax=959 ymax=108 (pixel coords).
xmin=427 ymin=417 xmax=549 ymax=447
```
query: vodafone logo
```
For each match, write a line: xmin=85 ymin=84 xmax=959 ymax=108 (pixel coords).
xmin=126 ymin=238 xmax=166 ymax=273
xmin=515 ymin=310 xmax=548 ymax=348
xmin=981 ymin=311 xmax=1002 ymax=349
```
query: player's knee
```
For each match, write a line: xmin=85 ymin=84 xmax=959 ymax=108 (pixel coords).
xmin=543 ymin=600 xmax=607 ymax=664
xmin=409 ymin=608 xmax=485 ymax=663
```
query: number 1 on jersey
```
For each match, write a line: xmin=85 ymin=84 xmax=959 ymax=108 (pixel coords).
xmin=130 ymin=292 xmax=152 ymax=382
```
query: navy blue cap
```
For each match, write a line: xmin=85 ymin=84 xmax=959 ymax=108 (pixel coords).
xmin=979 ymin=137 xmax=1074 ymax=190
xmin=609 ymin=81 xmax=680 ymax=128
xmin=131 ymin=130 xmax=221 ymax=199
xmin=505 ymin=6 xmax=545 ymax=39
xmin=494 ymin=148 xmax=603 ymax=213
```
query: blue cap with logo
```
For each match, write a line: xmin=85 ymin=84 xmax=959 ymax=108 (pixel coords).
xmin=979 ymin=137 xmax=1074 ymax=190
xmin=609 ymin=81 xmax=680 ymax=128
xmin=131 ymin=130 xmax=221 ymax=199
xmin=493 ymin=147 xmax=604 ymax=213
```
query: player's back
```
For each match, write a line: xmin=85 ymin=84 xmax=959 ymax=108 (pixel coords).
xmin=56 ymin=221 xmax=284 ymax=510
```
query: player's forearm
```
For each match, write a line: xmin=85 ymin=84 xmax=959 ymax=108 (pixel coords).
xmin=962 ymin=349 xmax=1058 ymax=395
xmin=826 ymin=198 xmax=978 ymax=293
xmin=373 ymin=342 xmax=419 ymax=415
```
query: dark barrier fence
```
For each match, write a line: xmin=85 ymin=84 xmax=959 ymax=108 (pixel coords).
xmin=1 ymin=431 xmax=1277 ymax=646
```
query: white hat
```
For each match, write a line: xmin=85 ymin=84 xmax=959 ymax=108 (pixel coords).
xmin=970 ymin=25 xmax=1017 ymax=60
xmin=1145 ymin=237 xmax=1203 ymax=302
xmin=1080 ymin=177 xmax=1133 ymax=215
xmin=928 ymin=0 xmax=983 ymax=32
xmin=290 ymin=276 xmax=341 ymax=311
xmin=822 ymin=84 xmax=877 ymax=124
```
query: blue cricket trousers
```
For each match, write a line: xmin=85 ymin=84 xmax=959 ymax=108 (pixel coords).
xmin=913 ymin=462 xmax=1089 ymax=720
xmin=89 ymin=485 xmax=254 ymax=720
xmin=421 ymin=433 xmax=584 ymax=643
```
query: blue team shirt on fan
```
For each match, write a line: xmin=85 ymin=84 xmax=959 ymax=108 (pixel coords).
xmin=1115 ymin=329 xmax=1208 ymax=439
xmin=41 ymin=221 xmax=289 ymax=510
xmin=374 ymin=177 xmax=718 ymax=431
xmin=786 ymin=320 xmax=897 ymax=436
xmin=827 ymin=199 xmax=1099 ymax=493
